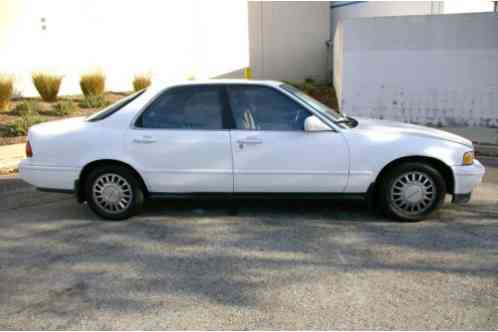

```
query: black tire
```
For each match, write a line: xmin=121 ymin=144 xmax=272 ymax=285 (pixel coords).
xmin=378 ymin=162 xmax=446 ymax=222
xmin=85 ymin=165 xmax=144 ymax=220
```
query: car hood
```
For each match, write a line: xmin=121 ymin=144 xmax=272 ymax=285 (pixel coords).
xmin=352 ymin=117 xmax=473 ymax=148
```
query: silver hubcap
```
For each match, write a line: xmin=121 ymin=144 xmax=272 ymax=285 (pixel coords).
xmin=390 ymin=171 xmax=436 ymax=215
xmin=92 ymin=173 xmax=133 ymax=214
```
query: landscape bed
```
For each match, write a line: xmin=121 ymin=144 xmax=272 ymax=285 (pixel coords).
xmin=0 ymin=92 xmax=129 ymax=146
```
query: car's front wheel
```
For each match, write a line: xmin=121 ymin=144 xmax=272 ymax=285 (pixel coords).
xmin=85 ymin=165 xmax=144 ymax=220
xmin=379 ymin=162 xmax=447 ymax=222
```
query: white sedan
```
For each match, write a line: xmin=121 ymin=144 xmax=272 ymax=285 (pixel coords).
xmin=20 ymin=80 xmax=485 ymax=221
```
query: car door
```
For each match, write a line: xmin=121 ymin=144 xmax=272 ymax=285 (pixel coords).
xmin=125 ymin=85 xmax=233 ymax=193
xmin=227 ymin=84 xmax=349 ymax=193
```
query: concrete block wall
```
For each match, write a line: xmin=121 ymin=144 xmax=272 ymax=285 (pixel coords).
xmin=334 ymin=12 xmax=498 ymax=127
xmin=249 ymin=1 xmax=330 ymax=83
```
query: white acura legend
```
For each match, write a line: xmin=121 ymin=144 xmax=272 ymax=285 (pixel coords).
xmin=20 ymin=80 xmax=485 ymax=221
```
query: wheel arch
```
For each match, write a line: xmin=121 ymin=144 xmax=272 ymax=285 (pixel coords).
xmin=77 ymin=159 xmax=148 ymax=202
xmin=369 ymin=156 xmax=455 ymax=202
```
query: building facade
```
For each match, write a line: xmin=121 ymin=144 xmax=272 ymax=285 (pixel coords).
xmin=0 ymin=0 xmax=250 ymax=96
xmin=1 ymin=1 xmax=497 ymax=97
xmin=248 ymin=1 xmax=330 ymax=83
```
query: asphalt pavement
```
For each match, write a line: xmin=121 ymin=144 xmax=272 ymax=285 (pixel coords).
xmin=0 ymin=161 xmax=497 ymax=329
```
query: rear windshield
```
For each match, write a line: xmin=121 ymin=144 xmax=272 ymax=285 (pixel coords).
xmin=87 ymin=90 xmax=146 ymax=122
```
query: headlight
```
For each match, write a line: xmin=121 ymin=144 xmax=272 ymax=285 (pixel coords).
xmin=463 ymin=151 xmax=474 ymax=165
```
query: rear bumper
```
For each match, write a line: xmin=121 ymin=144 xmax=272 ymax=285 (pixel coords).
xmin=19 ymin=159 xmax=80 ymax=191
xmin=451 ymin=159 xmax=485 ymax=201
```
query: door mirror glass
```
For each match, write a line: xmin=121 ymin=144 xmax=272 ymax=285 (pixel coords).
xmin=304 ymin=115 xmax=331 ymax=132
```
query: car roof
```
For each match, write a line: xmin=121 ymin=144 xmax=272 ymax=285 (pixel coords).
xmin=146 ymin=79 xmax=283 ymax=94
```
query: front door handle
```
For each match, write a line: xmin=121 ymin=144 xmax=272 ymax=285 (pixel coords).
xmin=237 ymin=137 xmax=262 ymax=149
xmin=133 ymin=136 xmax=157 ymax=144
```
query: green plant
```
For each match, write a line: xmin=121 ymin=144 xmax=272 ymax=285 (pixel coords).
xmin=133 ymin=74 xmax=151 ymax=91
xmin=12 ymin=100 xmax=40 ymax=117
xmin=49 ymin=100 xmax=78 ymax=116
xmin=0 ymin=75 xmax=14 ymax=112
xmin=32 ymin=72 xmax=63 ymax=102
xmin=80 ymin=72 xmax=105 ymax=97
xmin=79 ymin=95 xmax=109 ymax=109
xmin=5 ymin=114 xmax=45 ymax=137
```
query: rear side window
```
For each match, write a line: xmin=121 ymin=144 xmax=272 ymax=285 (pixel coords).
xmin=136 ymin=85 xmax=224 ymax=130
xmin=87 ymin=90 xmax=146 ymax=122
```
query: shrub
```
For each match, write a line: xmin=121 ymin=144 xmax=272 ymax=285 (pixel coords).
xmin=80 ymin=72 xmax=105 ymax=97
xmin=5 ymin=114 xmax=44 ymax=137
xmin=0 ymin=75 xmax=14 ymax=112
xmin=49 ymin=100 xmax=78 ymax=116
xmin=79 ymin=95 xmax=109 ymax=109
xmin=285 ymin=79 xmax=339 ymax=111
xmin=12 ymin=100 xmax=40 ymax=117
xmin=32 ymin=72 xmax=63 ymax=102
xmin=133 ymin=74 xmax=151 ymax=91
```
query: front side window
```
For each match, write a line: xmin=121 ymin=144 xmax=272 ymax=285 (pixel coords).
xmin=280 ymin=84 xmax=344 ymax=122
xmin=227 ymin=85 xmax=310 ymax=131
xmin=136 ymin=85 xmax=224 ymax=129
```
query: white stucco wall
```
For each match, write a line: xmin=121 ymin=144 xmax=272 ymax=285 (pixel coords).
xmin=0 ymin=0 xmax=249 ymax=96
xmin=249 ymin=1 xmax=330 ymax=83
xmin=334 ymin=12 xmax=498 ymax=128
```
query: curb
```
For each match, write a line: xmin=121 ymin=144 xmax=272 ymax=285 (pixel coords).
xmin=0 ymin=176 xmax=32 ymax=194
xmin=0 ymin=167 xmax=18 ymax=177
xmin=475 ymin=143 xmax=498 ymax=158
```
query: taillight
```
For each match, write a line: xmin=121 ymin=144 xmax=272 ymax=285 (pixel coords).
xmin=26 ymin=141 xmax=33 ymax=158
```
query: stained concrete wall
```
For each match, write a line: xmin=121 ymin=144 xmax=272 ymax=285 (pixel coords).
xmin=249 ymin=1 xmax=330 ymax=83
xmin=0 ymin=0 xmax=249 ymax=96
xmin=334 ymin=12 xmax=498 ymax=128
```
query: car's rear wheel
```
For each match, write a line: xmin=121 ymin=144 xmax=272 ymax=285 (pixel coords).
xmin=85 ymin=165 xmax=144 ymax=220
xmin=379 ymin=162 xmax=446 ymax=222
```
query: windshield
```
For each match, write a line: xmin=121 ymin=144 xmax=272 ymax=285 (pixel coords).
xmin=280 ymin=84 xmax=345 ymax=122
xmin=87 ymin=90 xmax=146 ymax=122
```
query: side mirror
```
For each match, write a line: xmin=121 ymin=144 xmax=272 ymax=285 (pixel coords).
xmin=304 ymin=115 xmax=331 ymax=132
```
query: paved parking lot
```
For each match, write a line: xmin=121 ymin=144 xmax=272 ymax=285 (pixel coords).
xmin=1 ymin=161 xmax=497 ymax=329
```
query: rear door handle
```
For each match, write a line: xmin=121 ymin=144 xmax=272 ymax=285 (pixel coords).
xmin=133 ymin=136 xmax=157 ymax=144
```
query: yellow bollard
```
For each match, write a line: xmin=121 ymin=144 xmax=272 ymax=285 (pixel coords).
xmin=243 ymin=67 xmax=252 ymax=79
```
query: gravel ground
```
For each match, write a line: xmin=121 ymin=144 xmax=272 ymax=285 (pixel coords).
xmin=0 ymin=164 xmax=497 ymax=330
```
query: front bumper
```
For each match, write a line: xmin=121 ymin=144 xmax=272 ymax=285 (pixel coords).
xmin=451 ymin=159 xmax=485 ymax=201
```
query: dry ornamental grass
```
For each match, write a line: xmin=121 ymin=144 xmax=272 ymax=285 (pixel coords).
xmin=32 ymin=73 xmax=63 ymax=102
xmin=80 ymin=72 xmax=106 ymax=97
xmin=0 ymin=75 xmax=14 ymax=112
xmin=133 ymin=75 xmax=151 ymax=91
